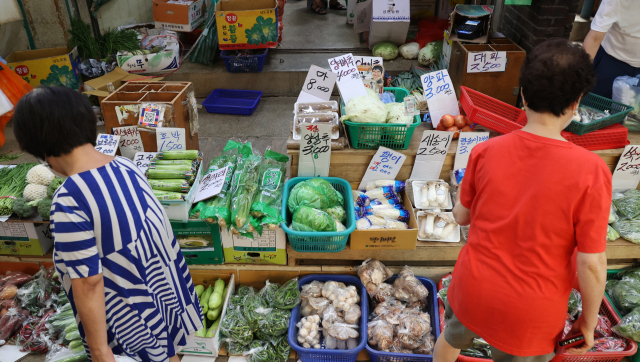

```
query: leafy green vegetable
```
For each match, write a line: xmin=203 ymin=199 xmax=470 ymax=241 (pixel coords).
xmin=250 ymin=150 xmax=288 ymax=221
xmin=258 ymin=308 xmax=290 ymax=337
xmin=418 ymin=40 xmax=444 ymax=66
xmin=247 ymin=340 xmax=277 ymax=362
xmin=220 ymin=307 xmax=253 ymax=346
xmin=372 ymin=41 xmax=399 ymax=60
xmin=568 ymin=289 xmax=582 ymax=317
xmin=194 ymin=151 xmax=238 ymax=221
xmin=257 ymin=281 xmax=280 ymax=307
xmin=613 ymin=307 xmax=640 ymax=342
xmin=47 ymin=177 xmax=66 ymax=198
xmin=230 ymin=154 xmax=262 ymax=232
xmin=243 ymin=294 xmax=270 ymax=332
xmin=612 ymin=280 xmax=640 ymax=314
xmin=613 ymin=190 xmax=640 ymax=220
xmin=238 ymin=285 xmax=256 ymax=298
xmin=291 ymin=206 xmax=338 ymax=232
xmin=0 ymin=163 xmax=38 ymax=215
xmin=272 ymin=278 xmax=300 ymax=310
xmin=271 ymin=335 xmax=291 ymax=362
xmin=612 ymin=220 xmax=640 ymax=244
xmin=325 ymin=205 xmax=346 ymax=223
xmin=287 ymin=178 xmax=343 ymax=213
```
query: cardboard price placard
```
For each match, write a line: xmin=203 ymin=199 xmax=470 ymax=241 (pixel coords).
xmin=133 ymin=152 xmax=158 ymax=173
xmin=453 ymin=132 xmax=490 ymax=171
xmin=359 ymin=147 xmax=407 ymax=190
xmin=328 ymin=53 xmax=368 ymax=104
xmin=298 ymin=123 xmax=332 ymax=177
xmin=156 ymin=128 xmax=186 ymax=152
xmin=410 ymin=130 xmax=452 ymax=180
xmin=467 ymin=51 xmax=507 ymax=73
xmin=297 ymin=65 xmax=337 ymax=103
xmin=612 ymin=145 xmax=640 ymax=190
xmin=421 ymin=70 xmax=459 ymax=129
xmin=95 ymin=134 xmax=120 ymax=156
xmin=193 ymin=166 xmax=229 ymax=203
xmin=112 ymin=125 xmax=143 ymax=159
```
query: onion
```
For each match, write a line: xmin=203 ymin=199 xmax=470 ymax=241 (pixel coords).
xmin=441 ymin=115 xmax=455 ymax=128
xmin=436 ymin=122 xmax=446 ymax=131
xmin=446 ymin=126 xmax=460 ymax=139
xmin=465 ymin=116 xmax=473 ymax=125
xmin=461 ymin=125 xmax=473 ymax=132
xmin=454 ymin=115 xmax=466 ymax=128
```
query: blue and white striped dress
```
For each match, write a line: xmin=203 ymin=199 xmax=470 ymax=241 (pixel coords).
xmin=50 ymin=156 xmax=203 ymax=362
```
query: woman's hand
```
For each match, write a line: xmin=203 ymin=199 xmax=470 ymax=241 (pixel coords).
xmin=565 ymin=315 xmax=595 ymax=354
xmin=91 ymin=347 xmax=117 ymax=362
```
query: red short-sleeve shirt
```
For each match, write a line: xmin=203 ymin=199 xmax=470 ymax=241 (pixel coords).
xmin=447 ymin=130 xmax=612 ymax=356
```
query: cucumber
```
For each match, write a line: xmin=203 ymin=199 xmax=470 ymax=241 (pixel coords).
xmin=69 ymin=340 xmax=84 ymax=350
xmin=56 ymin=352 xmax=88 ymax=362
xmin=65 ymin=323 xmax=79 ymax=334
xmin=71 ymin=345 xmax=85 ymax=354
xmin=195 ymin=285 xmax=205 ymax=298
xmin=51 ymin=317 xmax=76 ymax=330
xmin=201 ymin=285 xmax=213 ymax=308
xmin=205 ymin=318 xmax=221 ymax=338
xmin=208 ymin=278 xmax=225 ymax=310
xmin=65 ymin=330 xmax=81 ymax=341
xmin=50 ymin=310 xmax=74 ymax=322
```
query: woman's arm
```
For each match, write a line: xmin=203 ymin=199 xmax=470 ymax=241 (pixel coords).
xmin=453 ymin=182 xmax=471 ymax=226
xmin=71 ymin=274 xmax=116 ymax=362
xmin=583 ymin=30 xmax=606 ymax=60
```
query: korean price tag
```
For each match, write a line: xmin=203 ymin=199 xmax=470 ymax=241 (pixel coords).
xmin=410 ymin=130 xmax=452 ymax=180
xmin=156 ymin=128 xmax=186 ymax=152
xmin=133 ymin=152 xmax=158 ymax=173
xmin=613 ymin=145 xmax=640 ymax=190
xmin=193 ymin=166 xmax=229 ymax=203
xmin=112 ymin=125 xmax=143 ymax=160
xmin=95 ymin=134 xmax=120 ymax=156
xmin=467 ymin=51 xmax=507 ymax=73
xmin=453 ymin=132 xmax=490 ymax=171
xmin=139 ymin=103 xmax=165 ymax=127
xmin=421 ymin=70 xmax=459 ymax=128
xmin=359 ymin=147 xmax=407 ymax=189
xmin=328 ymin=53 xmax=368 ymax=104
xmin=298 ymin=123 xmax=332 ymax=177
xmin=297 ymin=65 xmax=337 ymax=103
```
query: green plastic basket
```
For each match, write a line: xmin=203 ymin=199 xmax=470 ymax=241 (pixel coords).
xmin=281 ymin=177 xmax=356 ymax=252
xmin=340 ymin=87 xmax=421 ymax=150
xmin=565 ymin=93 xmax=635 ymax=136
xmin=606 ymin=268 xmax=640 ymax=362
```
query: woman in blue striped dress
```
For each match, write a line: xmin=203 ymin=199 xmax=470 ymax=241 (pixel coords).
xmin=12 ymin=86 xmax=203 ymax=362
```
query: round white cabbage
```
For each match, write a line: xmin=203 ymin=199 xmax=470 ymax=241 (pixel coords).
xmin=340 ymin=95 xmax=388 ymax=123
xmin=399 ymin=42 xmax=420 ymax=59
xmin=385 ymin=102 xmax=413 ymax=124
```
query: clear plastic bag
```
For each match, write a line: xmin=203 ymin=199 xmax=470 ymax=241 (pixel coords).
xmin=373 ymin=299 xmax=406 ymax=325
xmin=613 ymin=280 xmax=640 ymax=313
xmin=292 ymin=113 xmax=340 ymax=140
xmin=327 ymin=322 xmax=359 ymax=340
xmin=415 ymin=333 xmax=435 ymax=355
xmin=373 ymin=283 xmax=395 ymax=303
xmin=612 ymin=220 xmax=640 ymax=244
xmin=272 ymin=278 xmax=300 ymax=310
xmin=296 ymin=315 xmax=321 ymax=349
xmin=257 ymin=307 xmax=290 ymax=337
xmin=590 ymin=337 xmax=627 ymax=352
xmin=287 ymin=178 xmax=344 ymax=213
xmin=612 ymin=75 xmax=640 ymax=123
xmin=250 ymin=149 xmax=288 ymax=222
xmin=230 ymin=153 xmax=263 ymax=233
xmin=368 ymin=318 xmax=394 ymax=351
xmin=595 ymin=314 xmax=613 ymax=338
xmin=393 ymin=266 xmax=429 ymax=303
xmin=242 ymin=294 xmax=270 ymax=332
xmin=219 ymin=307 xmax=253 ymax=346
xmin=45 ymin=344 xmax=87 ymax=362
xmin=244 ymin=339 xmax=278 ymax=362
xmin=0 ymin=307 xmax=28 ymax=340
xmin=321 ymin=304 xmax=345 ymax=330
xmin=271 ymin=335 xmax=291 ymax=361
xmin=301 ymin=281 xmax=324 ymax=299
xmin=257 ymin=280 xmax=281 ymax=307
xmin=344 ymin=303 xmax=362 ymax=325
xmin=357 ymin=259 xmax=393 ymax=296
xmin=561 ymin=313 xmax=575 ymax=339
xmin=396 ymin=309 xmax=431 ymax=349
xmin=291 ymin=206 xmax=338 ymax=232
xmin=568 ymin=289 xmax=582 ymax=318
xmin=295 ymin=101 xmax=339 ymax=115
xmin=300 ymin=297 xmax=330 ymax=317
xmin=612 ymin=307 xmax=640 ymax=341
xmin=613 ymin=190 xmax=640 ymax=220
xmin=364 ymin=180 xmax=406 ymax=193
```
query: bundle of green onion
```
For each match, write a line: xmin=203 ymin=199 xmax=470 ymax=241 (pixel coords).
xmin=0 ymin=163 xmax=39 ymax=215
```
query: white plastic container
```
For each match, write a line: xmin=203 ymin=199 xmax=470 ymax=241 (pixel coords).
xmin=294 ymin=101 xmax=339 ymax=115
xmin=292 ymin=112 xmax=340 ymax=140
xmin=416 ymin=211 xmax=460 ymax=242
xmin=412 ymin=180 xmax=452 ymax=210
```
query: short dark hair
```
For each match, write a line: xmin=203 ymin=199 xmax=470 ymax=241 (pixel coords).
xmin=13 ymin=86 xmax=97 ymax=159
xmin=519 ymin=39 xmax=596 ymax=117
xmin=372 ymin=65 xmax=383 ymax=72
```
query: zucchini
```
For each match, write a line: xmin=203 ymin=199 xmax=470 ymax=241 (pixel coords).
xmin=201 ymin=285 xmax=213 ymax=308
xmin=65 ymin=330 xmax=81 ymax=341
xmin=195 ymin=285 xmax=205 ymax=298
xmin=205 ymin=318 xmax=221 ymax=338
xmin=208 ymin=278 xmax=225 ymax=310
xmin=50 ymin=317 xmax=76 ymax=330
xmin=69 ymin=340 xmax=84 ymax=350
xmin=71 ymin=345 xmax=85 ymax=354
xmin=65 ymin=323 xmax=79 ymax=334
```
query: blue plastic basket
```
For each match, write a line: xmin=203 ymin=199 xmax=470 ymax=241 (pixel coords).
xmin=281 ymin=177 xmax=356 ymax=252
xmin=366 ymin=276 xmax=441 ymax=362
xmin=220 ymin=49 xmax=268 ymax=73
xmin=288 ymin=274 xmax=368 ymax=362
xmin=202 ymin=89 xmax=263 ymax=115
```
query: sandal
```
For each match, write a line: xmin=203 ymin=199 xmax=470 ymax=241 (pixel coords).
xmin=329 ymin=1 xmax=346 ymax=10
xmin=312 ymin=4 xmax=327 ymax=14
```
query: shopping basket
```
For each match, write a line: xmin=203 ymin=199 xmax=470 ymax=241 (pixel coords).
xmin=562 ymin=123 xmax=629 ymax=151
xmin=565 ymin=93 xmax=635 ymax=135
xmin=220 ymin=48 xmax=268 ymax=73
xmin=281 ymin=177 xmax=356 ymax=252
xmin=459 ymin=86 xmax=527 ymax=134
xmin=366 ymin=275 xmax=440 ymax=362
xmin=341 ymin=87 xmax=421 ymax=150
xmin=288 ymin=274 xmax=367 ymax=362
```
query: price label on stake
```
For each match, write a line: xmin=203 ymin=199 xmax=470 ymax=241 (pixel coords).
xmin=467 ymin=51 xmax=507 ymax=73
xmin=95 ymin=134 xmax=120 ymax=156
xmin=421 ymin=70 xmax=459 ymax=129
xmin=612 ymin=145 xmax=640 ymax=190
xmin=328 ymin=53 xmax=368 ymax=104
xmin=454 ymin=132 xmax=490 ymax=171
xmin=359 ymin=147 xmax=407 ymax=190
xmin=112 ymin=125 xmax=144 ymax=160
xmin=133 ymin=152 xmax=158 ymax=173
xmin=193 ymin=166 xmax=229 ymax=203
xmin=410 ymin=131 xmax=452 ymax=180
xmin=298 ymin=123 xmax=332 ymax=177
xmin=297 ymin=65 xmax=337 ymax=103
xmin=156 ymin=128 xmax=186 ymax=152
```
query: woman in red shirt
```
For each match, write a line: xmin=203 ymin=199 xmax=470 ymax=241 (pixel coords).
xmin=433 ymin=39 xmax=610 ymax=362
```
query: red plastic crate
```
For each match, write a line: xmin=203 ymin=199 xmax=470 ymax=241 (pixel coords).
xmin=460 ymin=86 xmax=528 ymax=134
xmin=562 ymin=123 xmax=630 ymax=151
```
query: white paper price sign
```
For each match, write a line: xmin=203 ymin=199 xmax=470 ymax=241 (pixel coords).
xmin=453 ymin=132 xmax=490 ymax=171
xmin=359 ymin=147 xmax=407 ymax=190
xmin=156 ymin=128 xmax=186 ymax=152
xmin=193 ymin=166 xmax=228 ymax=203
xmin=112 ymin=125 xmax=143 ymax=159
xmin=132 ymin=152 xmax=158 ymax=173
xmin=95 ymin=134 xmax=120 ymax=156
xmin=467 ymin=51 xmax=507 ymax=73
xmin=328 ymin=53 xmax=368 ymax=104
xmin=612 ymin=145 xmax=640 ymax=190
xmin=297 ymin=65 xmax=337 ymax=103
xmin=298 ymin=123 xmax=332 ymax=177
xmin=421 ymin=70 xmax=459 ymax=129
xmin=410 ymin=131 xmax=452 ymax=180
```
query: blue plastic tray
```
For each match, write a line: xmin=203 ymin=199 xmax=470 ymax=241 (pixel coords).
xmin=202 ymin=89 xmax=263 ymax=115
xmin=288 ymin=274 xmax=368 ymax=362
xmin=366 ymin=276 xmax=440 ymax=362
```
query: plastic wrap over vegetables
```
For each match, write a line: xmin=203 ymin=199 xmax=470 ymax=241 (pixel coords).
xmin=612 ymin=220 xmax=640 ymax=244
xmin=608 ymin=225 xmax=621 ymax=241
xmin=292 ymin=206 xmax=344 ymax=232
xmin=612 ymin=280 xmax=640 ymax=313
xmin=613 ymin=307 xmax=640 ymax=343
xmin=272 ymin=278 xmax=301 ymax=310
xmin=364 ymin=180 xmax=405 ymax=193
xmin=288 ymin=178 xmax=344 ymax=213
xmin=200 ymin=140 xmax=243 ymax=227
xmin=244 ymin=339 xmax=278 ymax=362
xmin=568 ymin=289 xmax=582 ymax=318
xmin=257 ymin=280 xmax=280 ymax=307
xmin=386 ymin=103 xmax=413 ymax=124
xmin=590 ymin=337 xmax=627 ymax=352
xmin=393 ymin=266 xmax=429 ymax=303
xmin=595 ymin=314 xmax=613 ymax=338
xmin=339 ymin=95 xmax=388 ymax=124
xmin=230 ymin=151 xmax=262 ymax=233
xmin=250 ymin=149 xmax=288 ymax=222
xmin=613 ymin=190 xmax=640 ymax=220
xmin=220 ymin=307 xmax=253 ymax=346
xmin=358 ymin=258 xmax=393 ymax=296
xmin=325 ymin=205 xmax=347 ymax=223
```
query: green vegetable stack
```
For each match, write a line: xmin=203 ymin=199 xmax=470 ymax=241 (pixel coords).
xmin=287 ymin=178 xmax=348 ymax=232
xmin=250 ymin=149 xmax=288 ymax=231
xmin=606 ymin=268 xmax=640 ymax=343
xmin=147 ymin=150 xmax=202 ymax=201
xmin=195 ymin=278 xmax=228 ymax=338
xmin=610 ymin=190 xmax=640 ymax=244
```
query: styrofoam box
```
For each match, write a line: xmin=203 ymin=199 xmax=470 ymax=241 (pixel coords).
xmin=416 ymin=211 xmax=460 ymax=242
xmin=412 ymin=180 xmax=453 ymax=210
xmin=159 ymin=161 xmax=204 ymax=222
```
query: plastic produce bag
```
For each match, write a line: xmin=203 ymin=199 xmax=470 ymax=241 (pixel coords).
xmin=257 ymin=280 xmax=280 ymax=307
xmin=272 ymin=278 xmax=300 ymax=310
xmin=613 ymin=75 xmax=640 ymax=126
xmin=243 ymin=294 xmax=270 ymax=332
xmin=45 ymin=344 xmax=88 ymax=362
xmin=287 ymin=178 xmax=344 ymax=213
xmin=608 ymin=225 xmax=621 ymax=241
xmin=568 ymin=289 xmax=582 ymax=318
xmin=590 ymin=337 xmax=627 ymax=352
xmin=612 ymin=281 xmax=640 ymax=313
xmin=271 ymin=335 xmax=291 ymax=362
xmin=595 ymin=314 xmax=613 ymax=338
xmin=0 ymin=307 xmax=28 ymax=341
xmin=250 ymin=149 xmax=288 ymax=222
xmin=393 ymin=266 xmax=429 ymax=303
xmin=291 ymin=206 xmax=338 ymax=232
xmin=200 ymin=141 xmax=242 ymax=227
xmin=613 ymin=190 xmax=640 ymax=220
xmin=325 ymin=205 xmax=346 ymax=223
xmin=368 ymin=318 xmax=394 ymax=351
xmin=612 ymin=220 xmax=640 ymax=244
xmin=220 ymin=307 xmax=253 ymax=345
xmin=244 ymin=339 xmax=278 ymax=362
xmin=300 ymin=280 xmax=324 ymax=299
xmin=357 ymin=258 xmax=393 ymax=296
xmin=230 ymin=152 xmax=262 ymax=233
xmin=193 ymin=150 xmax=238 ymax=220
xmin=257 ymin=307 xmax=290 ymax=337
xmin=296 ymin=315 xmax=321 ymax=349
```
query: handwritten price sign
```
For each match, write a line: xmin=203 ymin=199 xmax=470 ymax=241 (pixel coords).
xmin=328 ymin=53 xmax=367 ymax=104
xmin=297 ymin=65 xmax=337 ymax=103
xmin=422 ymin=70 xmax=459 ymax=128
xmin=454 ymin=132 xmax=490 ymax=171
xmin=156 ymin=128 xmax=186 ymax=152
xmin=410 ymin=131 xmax=452 ymax=180
xmin=298 ymin=123 xmax=332 ymax=177
xmin=359 ymin=147 xmax=407 ymax=189
xmin=95 ymin=134 xmax=120 ymax=156
xmin=133 ymin=152 xmax=158 ymax=173
xmin=613 ymin=145 xmax=640 ymax=190
xmin=467 ymin=51 xmax=507 ymax=73
xmin=113 ymin=125 xmax=143 ymax=160
xmin=194 ymin=166 xmax=228 ymax=203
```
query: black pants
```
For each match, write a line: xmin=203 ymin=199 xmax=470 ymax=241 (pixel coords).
xmin=592 ymin=46 xmax=640 ymax=99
